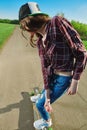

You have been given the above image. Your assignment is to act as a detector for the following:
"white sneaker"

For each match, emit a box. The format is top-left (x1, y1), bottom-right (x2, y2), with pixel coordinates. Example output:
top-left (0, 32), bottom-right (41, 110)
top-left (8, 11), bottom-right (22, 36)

top-left (33, 118), bottom-right (52, 130)
top-left (30, 94), bottom-right (40, 103)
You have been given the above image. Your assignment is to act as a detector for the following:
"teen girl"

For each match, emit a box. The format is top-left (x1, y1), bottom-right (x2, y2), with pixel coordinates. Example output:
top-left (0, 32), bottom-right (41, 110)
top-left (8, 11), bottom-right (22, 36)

top-left (19, 2), bottom-right (87, 129)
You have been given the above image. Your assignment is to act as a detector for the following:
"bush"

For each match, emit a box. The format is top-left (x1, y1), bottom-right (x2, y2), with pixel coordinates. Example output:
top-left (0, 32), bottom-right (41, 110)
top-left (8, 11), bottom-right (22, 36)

top-left (0, 18), bottom-right (19, 24)
top-left (71, 20), bottom-right (87, 40)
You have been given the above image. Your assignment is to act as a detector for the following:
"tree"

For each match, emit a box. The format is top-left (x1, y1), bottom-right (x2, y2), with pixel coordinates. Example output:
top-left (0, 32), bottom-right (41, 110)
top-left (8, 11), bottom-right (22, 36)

top-left (56, 12), bottom-right (64, 17)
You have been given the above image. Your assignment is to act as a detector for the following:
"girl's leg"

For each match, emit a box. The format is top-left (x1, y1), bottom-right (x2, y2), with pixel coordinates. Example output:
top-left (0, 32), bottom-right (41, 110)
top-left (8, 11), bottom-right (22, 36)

top-left (50, 75), bottom-right (72, 103)
top-left (34, 75), bottom-right (72, 129)
top-left (36, 90), bottom-right (50, 120)
top-left (36, 74), bottom-right (72, 120)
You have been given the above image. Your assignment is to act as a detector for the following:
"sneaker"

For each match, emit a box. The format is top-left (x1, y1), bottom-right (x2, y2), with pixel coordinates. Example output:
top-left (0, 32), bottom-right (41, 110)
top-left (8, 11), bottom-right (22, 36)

top-left (30, 94), bottom-right (40, 103)
top-left (33, 118), bottom-right (52, 130)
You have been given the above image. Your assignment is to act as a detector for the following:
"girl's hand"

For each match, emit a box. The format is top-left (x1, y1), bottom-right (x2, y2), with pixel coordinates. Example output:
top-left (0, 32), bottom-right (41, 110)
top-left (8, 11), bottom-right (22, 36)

top-left (67, 79), bottom-right (79, 95)
top-left (44, 99), bottom-right (53, 113)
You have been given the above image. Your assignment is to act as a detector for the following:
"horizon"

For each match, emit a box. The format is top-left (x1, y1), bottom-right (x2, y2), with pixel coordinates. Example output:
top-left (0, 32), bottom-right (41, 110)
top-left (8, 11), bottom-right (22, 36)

top-left (0, 0), bottom-right (87, 24)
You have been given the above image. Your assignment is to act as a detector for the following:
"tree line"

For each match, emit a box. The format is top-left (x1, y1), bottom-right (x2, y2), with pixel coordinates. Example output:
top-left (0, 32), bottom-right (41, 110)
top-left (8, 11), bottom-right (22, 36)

top-left (0, 19), bottom-right (19, 24)
top-left (0, 18), bottom-right (87, 40)
top-left (71, 20), bottom-right (87, 40)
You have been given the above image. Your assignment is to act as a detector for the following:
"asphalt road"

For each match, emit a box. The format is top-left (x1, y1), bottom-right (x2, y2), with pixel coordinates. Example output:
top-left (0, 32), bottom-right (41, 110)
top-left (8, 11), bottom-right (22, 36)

top-left (0, 26), bottom-right (87, 130)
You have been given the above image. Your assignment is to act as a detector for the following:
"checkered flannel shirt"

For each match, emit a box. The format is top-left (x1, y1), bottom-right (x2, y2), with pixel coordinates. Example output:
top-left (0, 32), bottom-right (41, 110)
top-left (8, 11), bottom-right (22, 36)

top-left (37, 16), bottom-right (87, 89)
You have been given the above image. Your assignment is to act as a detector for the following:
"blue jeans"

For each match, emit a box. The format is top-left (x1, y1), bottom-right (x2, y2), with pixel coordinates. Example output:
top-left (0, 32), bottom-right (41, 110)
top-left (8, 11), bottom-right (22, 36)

top-left (36, 74), bottom-right (72, 121)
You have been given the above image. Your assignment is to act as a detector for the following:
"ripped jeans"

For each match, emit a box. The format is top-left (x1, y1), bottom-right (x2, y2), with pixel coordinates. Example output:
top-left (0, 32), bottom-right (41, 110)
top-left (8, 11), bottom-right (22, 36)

top-left (36, 74), bottom-right (72, 121)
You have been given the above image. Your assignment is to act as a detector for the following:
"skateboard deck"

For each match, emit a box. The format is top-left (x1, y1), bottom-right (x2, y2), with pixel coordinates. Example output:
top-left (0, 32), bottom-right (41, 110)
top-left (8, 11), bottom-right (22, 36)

top-left (35, 126), bottom-right (53, 130)
top-left (40, 127), bottom-right (53, 130)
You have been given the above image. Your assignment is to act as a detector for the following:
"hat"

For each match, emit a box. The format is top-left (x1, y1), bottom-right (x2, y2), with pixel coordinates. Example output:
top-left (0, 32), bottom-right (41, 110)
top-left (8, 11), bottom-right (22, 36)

top-left (19, 2), bottom-right (48, 21)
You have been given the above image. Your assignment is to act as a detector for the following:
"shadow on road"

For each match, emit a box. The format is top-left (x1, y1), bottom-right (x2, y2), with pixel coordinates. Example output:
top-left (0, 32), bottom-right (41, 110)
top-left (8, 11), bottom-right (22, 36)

top-left (0, 92), bottom-right (35, 130)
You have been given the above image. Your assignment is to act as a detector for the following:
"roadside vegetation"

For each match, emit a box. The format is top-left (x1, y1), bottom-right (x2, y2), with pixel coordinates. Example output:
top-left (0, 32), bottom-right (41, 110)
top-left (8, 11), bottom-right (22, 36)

top-left (0, 18), bottom-right (19, 24)
top-left (0, 18), bottom-right (87, 49)
top-left (71, 20), bottom-right (87, 49)
top-left (0, 23), bottom-right (15, 49)
top-left (83, 40), bottom-right (87, 49)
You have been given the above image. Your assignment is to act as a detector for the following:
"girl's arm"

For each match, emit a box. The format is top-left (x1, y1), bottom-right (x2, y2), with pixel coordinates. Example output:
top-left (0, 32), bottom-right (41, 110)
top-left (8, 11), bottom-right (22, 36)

top-left (67, 79), bottom-right (79, 95)
top-left (44, 89), bottom-right (53, 113)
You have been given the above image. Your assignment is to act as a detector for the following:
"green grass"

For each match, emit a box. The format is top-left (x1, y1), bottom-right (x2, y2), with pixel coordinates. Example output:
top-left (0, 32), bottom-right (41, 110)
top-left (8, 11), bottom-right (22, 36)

top-left (83, 40), bottom-right (87, 50)
top-left (0, 23), bottom-right (15, 49)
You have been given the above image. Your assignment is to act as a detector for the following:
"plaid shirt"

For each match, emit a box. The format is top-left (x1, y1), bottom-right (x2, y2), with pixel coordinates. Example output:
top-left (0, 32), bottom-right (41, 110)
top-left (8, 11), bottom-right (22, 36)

top-left (37, 16), bottom-right (87, 89)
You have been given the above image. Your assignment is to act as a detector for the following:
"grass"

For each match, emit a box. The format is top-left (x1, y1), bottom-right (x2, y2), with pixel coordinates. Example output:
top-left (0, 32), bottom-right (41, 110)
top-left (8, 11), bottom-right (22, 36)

top-left (0, 23), bottom-right (15, 49)
top-left (83, 40), bottom-right (87, 50)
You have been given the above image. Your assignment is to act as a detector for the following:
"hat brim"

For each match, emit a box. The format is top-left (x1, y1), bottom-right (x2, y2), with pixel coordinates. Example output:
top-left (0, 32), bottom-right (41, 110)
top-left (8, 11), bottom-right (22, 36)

top-left (28, 12), bottom-right (49, 16)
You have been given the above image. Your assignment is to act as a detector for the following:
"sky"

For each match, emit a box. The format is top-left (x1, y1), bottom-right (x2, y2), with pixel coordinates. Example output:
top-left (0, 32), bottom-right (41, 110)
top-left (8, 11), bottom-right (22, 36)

top-left (0, 0), bottom-right (87, 24)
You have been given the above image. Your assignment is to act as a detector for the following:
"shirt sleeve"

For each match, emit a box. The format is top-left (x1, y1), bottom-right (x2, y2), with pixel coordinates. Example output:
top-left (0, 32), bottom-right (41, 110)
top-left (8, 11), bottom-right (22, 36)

top-left (57, 16), bottom-right (87, 80)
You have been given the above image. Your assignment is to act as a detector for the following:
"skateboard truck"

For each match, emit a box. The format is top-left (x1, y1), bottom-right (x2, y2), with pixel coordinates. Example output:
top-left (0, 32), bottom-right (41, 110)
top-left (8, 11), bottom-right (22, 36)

top-left (41, 127), bottom-right (52, 130)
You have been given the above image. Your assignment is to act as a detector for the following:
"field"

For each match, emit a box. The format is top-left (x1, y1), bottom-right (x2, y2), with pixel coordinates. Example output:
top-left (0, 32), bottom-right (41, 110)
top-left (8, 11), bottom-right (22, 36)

top-left (0, 23), bottom-right (15, 49)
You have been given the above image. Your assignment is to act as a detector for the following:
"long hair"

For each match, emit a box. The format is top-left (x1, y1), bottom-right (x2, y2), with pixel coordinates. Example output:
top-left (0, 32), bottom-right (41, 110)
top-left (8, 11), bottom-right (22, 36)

top-left (20, 15), bottom-right (50, 47)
